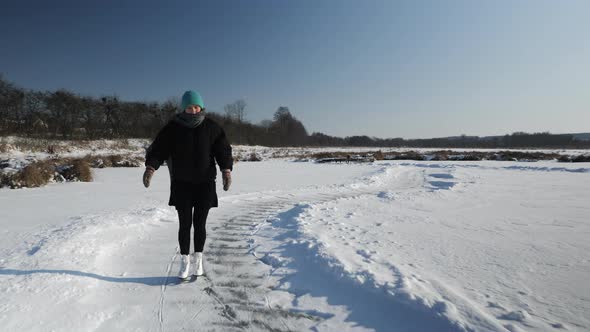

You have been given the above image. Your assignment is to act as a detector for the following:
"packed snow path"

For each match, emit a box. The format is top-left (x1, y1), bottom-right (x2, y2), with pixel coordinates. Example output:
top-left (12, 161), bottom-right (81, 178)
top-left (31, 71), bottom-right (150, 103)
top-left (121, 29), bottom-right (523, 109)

top-left (0, 160), bottom-right (588, 331)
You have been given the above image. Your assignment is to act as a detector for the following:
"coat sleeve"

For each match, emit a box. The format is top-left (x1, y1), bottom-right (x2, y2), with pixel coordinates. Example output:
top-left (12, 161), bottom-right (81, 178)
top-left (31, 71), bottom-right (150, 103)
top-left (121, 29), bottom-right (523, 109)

top-left (212, 125), bottom-right (233, 171)
top-left (145, 122), bottom-right (173, 170)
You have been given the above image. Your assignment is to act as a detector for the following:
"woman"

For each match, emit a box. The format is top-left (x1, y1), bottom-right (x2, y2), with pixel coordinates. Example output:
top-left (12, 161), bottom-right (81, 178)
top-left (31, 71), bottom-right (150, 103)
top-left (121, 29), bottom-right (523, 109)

top-left (142, 90), bottom-right (233, 280)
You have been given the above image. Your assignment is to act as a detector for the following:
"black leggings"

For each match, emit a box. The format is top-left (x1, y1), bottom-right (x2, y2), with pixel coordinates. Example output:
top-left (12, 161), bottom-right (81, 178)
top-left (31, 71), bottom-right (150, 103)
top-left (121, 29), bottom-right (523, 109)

top-left (176, 205), bottom-right (210, 255)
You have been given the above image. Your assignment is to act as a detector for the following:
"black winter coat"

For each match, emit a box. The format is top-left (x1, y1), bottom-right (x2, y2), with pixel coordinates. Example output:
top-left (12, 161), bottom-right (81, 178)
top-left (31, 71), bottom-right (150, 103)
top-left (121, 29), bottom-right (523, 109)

top-left (145, 117), bottom-right (233, 208)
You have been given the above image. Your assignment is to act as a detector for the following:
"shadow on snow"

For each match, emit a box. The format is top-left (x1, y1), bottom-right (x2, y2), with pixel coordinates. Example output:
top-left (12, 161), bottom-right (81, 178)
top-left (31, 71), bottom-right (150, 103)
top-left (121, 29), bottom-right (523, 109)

top-left (0, 268), bottom-right (183, 286)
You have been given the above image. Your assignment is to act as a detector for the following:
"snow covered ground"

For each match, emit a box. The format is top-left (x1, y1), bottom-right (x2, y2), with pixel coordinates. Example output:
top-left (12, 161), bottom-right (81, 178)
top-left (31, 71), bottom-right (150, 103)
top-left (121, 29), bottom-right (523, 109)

top-left (0, 159), bottom-right (589, 331)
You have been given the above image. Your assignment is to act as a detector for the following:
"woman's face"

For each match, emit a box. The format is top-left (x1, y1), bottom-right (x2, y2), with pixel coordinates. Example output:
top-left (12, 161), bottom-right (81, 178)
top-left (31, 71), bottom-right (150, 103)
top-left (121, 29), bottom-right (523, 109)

top-left (185, 105), bottom-right (202, 114)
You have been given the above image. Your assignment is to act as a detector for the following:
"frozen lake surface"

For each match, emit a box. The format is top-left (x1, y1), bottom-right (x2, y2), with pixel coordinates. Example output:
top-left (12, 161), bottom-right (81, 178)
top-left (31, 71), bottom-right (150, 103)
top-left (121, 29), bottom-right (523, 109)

top-left (1, 159), bottom-right (588, 331)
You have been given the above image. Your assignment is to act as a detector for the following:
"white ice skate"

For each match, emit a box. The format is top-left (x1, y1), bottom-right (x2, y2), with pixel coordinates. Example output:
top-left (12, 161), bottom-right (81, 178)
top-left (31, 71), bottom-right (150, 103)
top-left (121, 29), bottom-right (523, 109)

top-left (192, 252), bottom-right (203, 276)
top-left (178, 254), bottom-right (190, 280)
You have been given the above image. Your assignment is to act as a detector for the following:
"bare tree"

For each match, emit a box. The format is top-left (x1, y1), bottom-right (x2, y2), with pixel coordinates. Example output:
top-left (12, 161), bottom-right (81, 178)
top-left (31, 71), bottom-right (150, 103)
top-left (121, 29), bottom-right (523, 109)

top-left (0, 76), bottom-right (26, 134)
top-left (259, 119), bottom-right (273, 130)
top-left (23, 91), bottom-right (46, 136)
top-left (77, 97), bottom-right (101, 139)
top-left (271, 106), bottom-right (308, 146)
top-left (161, 96), bottom-right (180, 120)
top-left (46, 90), bottom-right (82, 138)
top-left (224, 99), bottom-right (246, 123)
top-left (224, 99), bottom-right (247, 143)
top-left (100, 96), bottom-right (121, 138)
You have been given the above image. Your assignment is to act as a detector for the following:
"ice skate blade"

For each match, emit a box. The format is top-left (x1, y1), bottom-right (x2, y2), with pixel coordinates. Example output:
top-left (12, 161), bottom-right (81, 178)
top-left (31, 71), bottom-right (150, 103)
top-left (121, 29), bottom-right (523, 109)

top-left (179, 275), bottom-right (197, 283)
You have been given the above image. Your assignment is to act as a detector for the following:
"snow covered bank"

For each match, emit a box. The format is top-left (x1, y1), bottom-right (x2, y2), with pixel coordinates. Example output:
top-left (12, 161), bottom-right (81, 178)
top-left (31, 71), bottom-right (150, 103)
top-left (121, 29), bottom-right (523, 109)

top-left (2, 136), bottom-right (589, 190)
top-left (2, 135), bottom-right (588, 171)
top-left (0, 136), bottom-right (146, 188)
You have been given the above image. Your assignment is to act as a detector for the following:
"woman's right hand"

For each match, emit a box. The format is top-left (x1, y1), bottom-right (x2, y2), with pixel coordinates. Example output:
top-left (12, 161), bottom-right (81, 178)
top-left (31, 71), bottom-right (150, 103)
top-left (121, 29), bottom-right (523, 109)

top-left (143, 166), bottom-right (155, 188)
top-left (222, 169), bottom-right (231, 191)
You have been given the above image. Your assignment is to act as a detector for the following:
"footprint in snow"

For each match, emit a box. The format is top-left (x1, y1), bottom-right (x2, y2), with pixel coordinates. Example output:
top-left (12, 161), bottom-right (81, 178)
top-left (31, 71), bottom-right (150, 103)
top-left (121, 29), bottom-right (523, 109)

top-left (487, 301), bottom-right (506, 310)
top-left (498, 310), bottom-right (531, 322)
top-left (429, 173), bottom-right (454, 179)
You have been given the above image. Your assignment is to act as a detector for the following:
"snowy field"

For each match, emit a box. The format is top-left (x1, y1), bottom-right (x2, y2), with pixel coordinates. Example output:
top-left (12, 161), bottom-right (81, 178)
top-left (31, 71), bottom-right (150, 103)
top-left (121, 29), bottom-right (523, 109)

top-left (0, 159), bottom-right (589, 331)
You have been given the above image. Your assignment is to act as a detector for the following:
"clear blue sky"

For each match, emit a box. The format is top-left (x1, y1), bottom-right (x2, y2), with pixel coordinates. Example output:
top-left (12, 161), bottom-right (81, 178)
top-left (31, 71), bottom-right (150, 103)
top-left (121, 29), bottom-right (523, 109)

top-left (1, 0), bottom-right (588, 139)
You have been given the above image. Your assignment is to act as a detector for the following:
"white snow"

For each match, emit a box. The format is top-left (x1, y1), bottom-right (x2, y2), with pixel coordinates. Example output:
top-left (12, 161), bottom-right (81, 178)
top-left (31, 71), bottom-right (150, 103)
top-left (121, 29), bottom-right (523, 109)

top-left (1, 158), bottom-right (589, 331)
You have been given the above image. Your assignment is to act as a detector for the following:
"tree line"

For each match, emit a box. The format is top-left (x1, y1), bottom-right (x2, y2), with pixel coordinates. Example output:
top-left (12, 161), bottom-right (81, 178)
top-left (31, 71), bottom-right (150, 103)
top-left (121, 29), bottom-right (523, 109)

top-left (1, 75), bottom-right (588, 148)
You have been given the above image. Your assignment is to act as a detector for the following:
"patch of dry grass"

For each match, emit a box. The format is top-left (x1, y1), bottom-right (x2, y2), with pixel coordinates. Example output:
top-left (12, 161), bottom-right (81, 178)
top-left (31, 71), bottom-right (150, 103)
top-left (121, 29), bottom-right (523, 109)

top-left (245, 152), bottom-right (262, 161)
top-left (112, 139), bottom-right (133, 150)
top-left (80, 154), bottom-right (143, 168)
top-left (8, 138), bottom-right (66, 154)
top-left (232, 152), bottom-right (262, 162)
top-left (53, 158), bottom-right (93, 182)
top-left (108, 154), bottom-right (143, 167)
top-left (491, 150), bottom-right (561, 161)
top-left (373, 150), bottom-right (384, 160)
top-left (383, 151), bottom-right (426, 161)
top-left (13, 160), bottom-right (55, 188)
top-left (1, 157), bottom-right (97, 188)
top-left (72, 159), bottom-right (93, 182)
top-left (295, 149), bottom-right (575, 163)
top-left (1, 137), bottom-right (144, 155)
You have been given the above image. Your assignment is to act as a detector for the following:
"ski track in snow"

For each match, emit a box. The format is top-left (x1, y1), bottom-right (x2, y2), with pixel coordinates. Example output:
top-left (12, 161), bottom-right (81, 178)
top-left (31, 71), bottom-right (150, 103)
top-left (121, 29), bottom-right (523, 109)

top-left (159, 247), bottom-right (178, 332)
top-left (0, 160), bottom-right (588, 331)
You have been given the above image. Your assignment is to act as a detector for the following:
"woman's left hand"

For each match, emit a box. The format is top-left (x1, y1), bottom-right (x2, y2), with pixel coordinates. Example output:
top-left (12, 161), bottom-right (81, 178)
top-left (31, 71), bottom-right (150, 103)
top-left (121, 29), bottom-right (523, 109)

top-left (143, 166), bottom-right (155, 188)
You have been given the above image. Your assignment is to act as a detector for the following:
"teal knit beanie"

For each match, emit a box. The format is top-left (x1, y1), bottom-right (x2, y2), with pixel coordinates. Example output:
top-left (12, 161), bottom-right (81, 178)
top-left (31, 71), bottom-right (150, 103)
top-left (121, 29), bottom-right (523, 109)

top-left (181, 90), bottom-right (204, 110)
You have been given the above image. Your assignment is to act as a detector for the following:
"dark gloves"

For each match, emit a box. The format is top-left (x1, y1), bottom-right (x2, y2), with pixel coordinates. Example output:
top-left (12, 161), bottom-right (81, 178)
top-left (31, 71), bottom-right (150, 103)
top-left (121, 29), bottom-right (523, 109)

top-left (143, 166), bottom-right (155, 188)
top-left (222, 169), bottom-right (231, 191)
